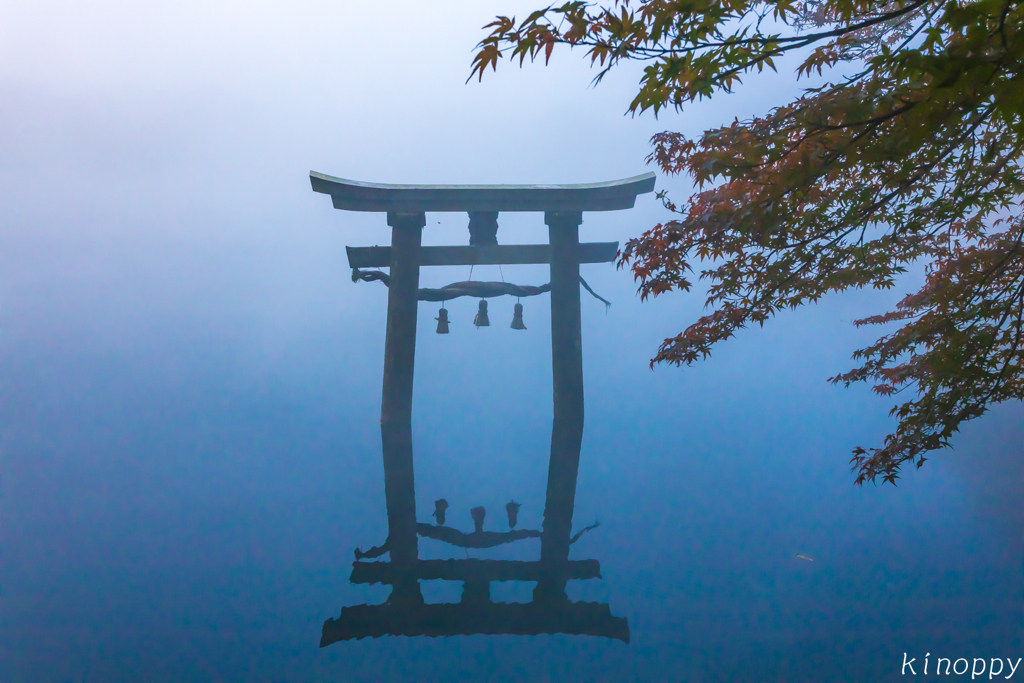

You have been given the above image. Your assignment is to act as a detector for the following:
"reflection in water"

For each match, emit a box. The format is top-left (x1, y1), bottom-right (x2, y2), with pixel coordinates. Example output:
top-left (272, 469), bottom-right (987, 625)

top-left (506, 500), bottom-right (521, 529)
top-left (470, 506), bottom-right (487, 533)
top-left (326, 341), bottom-right (623, 642)
top-left (432, 498), bottom-right (448, 526)
top-left (323, 389), bottom-right (628, 639)
top-left (322, 467), bottom-right (628, 643)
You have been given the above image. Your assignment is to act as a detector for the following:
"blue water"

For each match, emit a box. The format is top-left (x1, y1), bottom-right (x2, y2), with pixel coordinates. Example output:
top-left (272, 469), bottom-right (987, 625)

top-left (1, 195), bottom-right (1021, 680)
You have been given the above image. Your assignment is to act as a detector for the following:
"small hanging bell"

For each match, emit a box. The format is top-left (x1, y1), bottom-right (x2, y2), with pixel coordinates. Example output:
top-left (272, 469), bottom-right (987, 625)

top-left (435, 307), bottom-right (450, 334)
top-left (473, 300), bottom-right (490, 328)
top-left (470, 506), bottom-right (486, 533)
top-left (510, 302), bottom-right (526, 330)
top-left (505, 500), bottom-right (521, 529)
top-left (432, 498), bottom-right (449, 526)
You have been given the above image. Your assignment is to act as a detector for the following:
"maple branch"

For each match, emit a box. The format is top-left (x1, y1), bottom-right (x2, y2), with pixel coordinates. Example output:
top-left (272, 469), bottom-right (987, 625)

top-left (567, 0), bottom-right (932, 56)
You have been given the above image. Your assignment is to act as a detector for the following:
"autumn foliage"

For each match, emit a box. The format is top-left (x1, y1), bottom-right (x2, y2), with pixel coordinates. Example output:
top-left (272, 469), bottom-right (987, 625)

top-left (471, 0), bottom-right (1024, 485)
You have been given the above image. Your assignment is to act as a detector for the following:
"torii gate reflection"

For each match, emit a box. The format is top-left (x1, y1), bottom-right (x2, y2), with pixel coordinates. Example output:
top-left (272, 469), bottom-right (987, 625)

top-left (312, 171), bottom-right (655, 644)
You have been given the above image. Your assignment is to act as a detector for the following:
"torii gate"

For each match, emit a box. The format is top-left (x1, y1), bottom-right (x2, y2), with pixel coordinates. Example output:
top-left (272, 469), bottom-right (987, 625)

top-left (312, 170), bottom-right (655, 642)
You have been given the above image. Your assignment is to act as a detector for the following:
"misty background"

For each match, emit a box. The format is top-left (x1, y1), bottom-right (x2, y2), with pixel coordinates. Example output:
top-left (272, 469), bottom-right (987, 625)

top-left (0, 1), bottom-right (1021, 680)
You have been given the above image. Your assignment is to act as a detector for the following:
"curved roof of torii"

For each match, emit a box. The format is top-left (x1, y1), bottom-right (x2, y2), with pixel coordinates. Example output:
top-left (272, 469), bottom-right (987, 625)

top-left (310, 171), bottom-right (656, 213)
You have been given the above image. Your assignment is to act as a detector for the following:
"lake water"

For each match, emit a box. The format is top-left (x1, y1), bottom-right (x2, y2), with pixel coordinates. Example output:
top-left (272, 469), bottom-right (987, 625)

top-left (1, 203), bottom-right (1021, 681)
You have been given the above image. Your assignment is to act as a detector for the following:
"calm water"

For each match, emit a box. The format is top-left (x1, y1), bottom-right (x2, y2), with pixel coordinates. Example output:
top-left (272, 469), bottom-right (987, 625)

top-left (1, 198), bottom-right (1021, 681)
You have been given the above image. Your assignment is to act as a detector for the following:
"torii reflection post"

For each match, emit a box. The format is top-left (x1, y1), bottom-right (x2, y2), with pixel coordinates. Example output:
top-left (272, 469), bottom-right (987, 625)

top-left (312, 172), bottom-right (655, 643)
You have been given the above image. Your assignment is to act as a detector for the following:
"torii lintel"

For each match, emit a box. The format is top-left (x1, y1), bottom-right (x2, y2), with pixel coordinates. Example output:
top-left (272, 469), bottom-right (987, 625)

top-left (310, 171), bottom-right (656, 213)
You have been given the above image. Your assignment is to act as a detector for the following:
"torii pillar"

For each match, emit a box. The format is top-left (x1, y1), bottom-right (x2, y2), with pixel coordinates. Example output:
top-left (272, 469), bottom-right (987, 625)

top-left (540, 210), bottom-right (585, 596)
top-left (380, 211), bottom-right (425, 565)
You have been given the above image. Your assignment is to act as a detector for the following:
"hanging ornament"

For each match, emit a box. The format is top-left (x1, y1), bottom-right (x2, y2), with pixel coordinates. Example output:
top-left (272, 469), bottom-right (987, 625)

top-left (505, 500), bottom-right (521, 529)
top-left (432, 499), bottom-right (449, 526)
top-left (435, 306), bottom-right (450, 334)
top-left (470, 506), bottom-right (486, 533)
top-left (473, 300), bottom-right (490, 328)
top-left (510, 302), bottom-right (526, 330)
